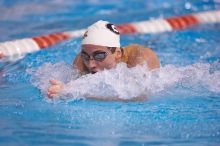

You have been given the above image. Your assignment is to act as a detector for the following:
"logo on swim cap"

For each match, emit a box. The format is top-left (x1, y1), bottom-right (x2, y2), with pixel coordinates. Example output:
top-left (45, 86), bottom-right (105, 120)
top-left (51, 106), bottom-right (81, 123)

top-left (106, 23), bottom-right (120, 35)
top-left (82, 31), bottom-right (88, 39)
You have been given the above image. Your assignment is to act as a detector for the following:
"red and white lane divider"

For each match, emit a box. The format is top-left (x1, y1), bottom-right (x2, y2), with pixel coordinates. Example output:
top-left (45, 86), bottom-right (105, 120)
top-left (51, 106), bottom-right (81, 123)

top-left (0, 10), bottom-right (219, 62)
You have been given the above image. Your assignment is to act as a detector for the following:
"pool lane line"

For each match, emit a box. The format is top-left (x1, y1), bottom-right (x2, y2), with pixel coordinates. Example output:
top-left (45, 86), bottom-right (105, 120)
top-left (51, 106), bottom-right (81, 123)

top-left (0, 10), bottom-right (220, 62)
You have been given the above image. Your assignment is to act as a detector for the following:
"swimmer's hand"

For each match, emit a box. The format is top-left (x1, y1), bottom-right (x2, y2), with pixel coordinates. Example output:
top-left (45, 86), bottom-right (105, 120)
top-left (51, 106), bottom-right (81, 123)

top-left (47, 79), bottom-right (64, 99)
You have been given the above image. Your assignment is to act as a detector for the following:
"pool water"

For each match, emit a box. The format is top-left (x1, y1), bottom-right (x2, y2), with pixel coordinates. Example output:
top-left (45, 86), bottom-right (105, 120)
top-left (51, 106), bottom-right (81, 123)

top-left (0, 0), bottom-right (220, 146)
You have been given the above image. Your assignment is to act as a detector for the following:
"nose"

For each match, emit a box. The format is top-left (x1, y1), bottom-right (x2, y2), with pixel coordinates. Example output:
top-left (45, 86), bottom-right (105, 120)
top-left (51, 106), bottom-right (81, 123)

top-left (88, 59), bottom-right (97, 69)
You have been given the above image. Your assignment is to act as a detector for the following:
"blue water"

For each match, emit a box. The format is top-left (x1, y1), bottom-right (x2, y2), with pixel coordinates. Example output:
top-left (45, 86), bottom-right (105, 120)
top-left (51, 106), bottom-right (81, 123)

top-left (0, 0), bottom-right (220, 146)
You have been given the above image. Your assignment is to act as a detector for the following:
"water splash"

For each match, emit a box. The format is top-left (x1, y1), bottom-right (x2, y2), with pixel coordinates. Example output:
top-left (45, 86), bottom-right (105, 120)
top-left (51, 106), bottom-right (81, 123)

top-left (28, 62), bottom-right (80, 96)
top-left (29, 62), bottom-right (220, 101)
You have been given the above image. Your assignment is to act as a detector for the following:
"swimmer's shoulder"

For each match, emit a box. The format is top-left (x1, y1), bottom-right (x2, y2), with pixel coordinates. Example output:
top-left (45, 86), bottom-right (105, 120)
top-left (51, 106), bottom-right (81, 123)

top-left (122, 44), bottom-right (160, 69)
top-left (123, 44), bottom-right (151, 58)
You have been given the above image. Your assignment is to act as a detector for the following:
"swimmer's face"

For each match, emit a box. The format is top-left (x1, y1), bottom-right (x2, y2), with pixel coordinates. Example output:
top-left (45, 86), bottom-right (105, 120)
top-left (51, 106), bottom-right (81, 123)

top-left (81, 44), bottom-right (122, 73)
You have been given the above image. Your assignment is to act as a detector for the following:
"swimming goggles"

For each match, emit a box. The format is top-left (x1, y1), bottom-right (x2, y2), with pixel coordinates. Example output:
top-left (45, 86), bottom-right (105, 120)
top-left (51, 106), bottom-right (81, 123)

top-left (80, 50), bottom-right (108, 62)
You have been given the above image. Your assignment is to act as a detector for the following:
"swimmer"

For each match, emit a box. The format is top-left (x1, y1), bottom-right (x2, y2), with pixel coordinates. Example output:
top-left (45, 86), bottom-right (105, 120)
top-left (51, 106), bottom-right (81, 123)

top-left (47, 20), bottom-right (160, 101)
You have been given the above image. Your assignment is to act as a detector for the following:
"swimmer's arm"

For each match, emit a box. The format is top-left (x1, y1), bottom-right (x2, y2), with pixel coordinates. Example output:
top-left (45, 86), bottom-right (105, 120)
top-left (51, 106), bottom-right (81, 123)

top-left (47, 81), bottom-right (147, 102)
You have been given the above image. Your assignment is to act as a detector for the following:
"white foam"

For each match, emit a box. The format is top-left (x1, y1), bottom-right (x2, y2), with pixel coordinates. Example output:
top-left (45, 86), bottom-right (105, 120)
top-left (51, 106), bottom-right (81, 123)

top-left (29, 62), bottom-right (220, 101)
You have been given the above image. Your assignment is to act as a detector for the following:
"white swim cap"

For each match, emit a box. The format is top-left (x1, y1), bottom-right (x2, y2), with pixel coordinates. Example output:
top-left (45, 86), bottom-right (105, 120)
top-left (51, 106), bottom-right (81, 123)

top-left (82, 20), bottom-right (120, 47)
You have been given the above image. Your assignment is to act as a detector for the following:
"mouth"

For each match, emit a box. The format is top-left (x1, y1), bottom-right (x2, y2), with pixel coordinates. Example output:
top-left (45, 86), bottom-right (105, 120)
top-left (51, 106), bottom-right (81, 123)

top-left (90, 71), bottom-right (97, 74)
top-left (89, 68), bottom-right (102, 74)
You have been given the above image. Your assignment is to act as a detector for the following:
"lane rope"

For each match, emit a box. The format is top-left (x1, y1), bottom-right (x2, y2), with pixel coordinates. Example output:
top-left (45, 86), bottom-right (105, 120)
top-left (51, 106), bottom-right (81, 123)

top-left (0, 10), bottom-right (219, 62)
